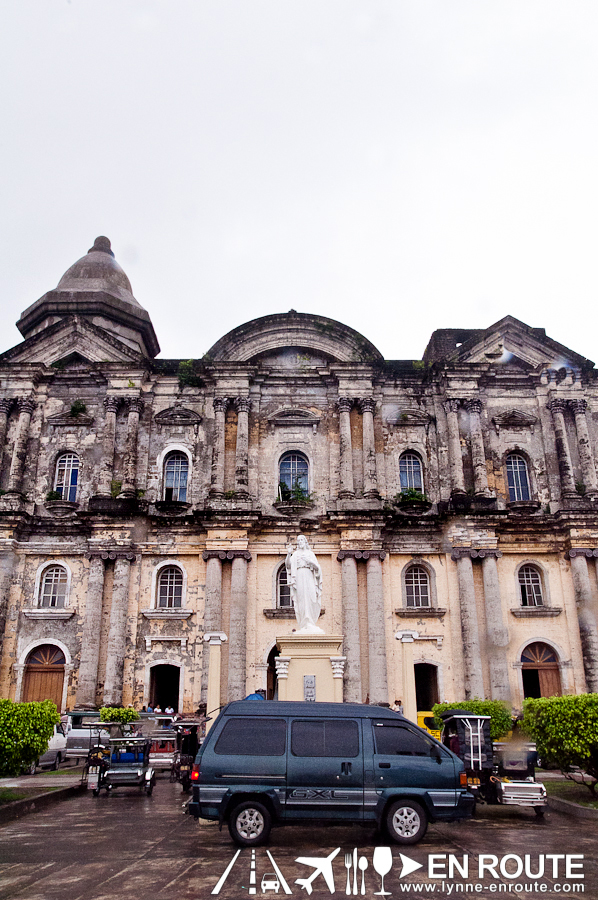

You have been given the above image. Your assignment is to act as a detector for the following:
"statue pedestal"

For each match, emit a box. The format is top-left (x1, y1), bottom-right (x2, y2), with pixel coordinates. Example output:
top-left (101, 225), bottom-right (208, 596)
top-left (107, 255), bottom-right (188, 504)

top-left (276, 634), bottom-right (346, 703)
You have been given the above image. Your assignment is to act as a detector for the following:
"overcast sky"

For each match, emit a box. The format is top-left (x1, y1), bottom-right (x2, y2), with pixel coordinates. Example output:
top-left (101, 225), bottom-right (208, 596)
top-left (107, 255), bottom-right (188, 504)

top-left (1, 1), bottom-right (597, 363)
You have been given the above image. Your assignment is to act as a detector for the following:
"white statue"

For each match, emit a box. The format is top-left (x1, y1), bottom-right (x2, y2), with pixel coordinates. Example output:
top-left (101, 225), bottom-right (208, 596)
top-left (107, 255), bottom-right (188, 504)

top-left (285, 535), bottom-right (324, 634)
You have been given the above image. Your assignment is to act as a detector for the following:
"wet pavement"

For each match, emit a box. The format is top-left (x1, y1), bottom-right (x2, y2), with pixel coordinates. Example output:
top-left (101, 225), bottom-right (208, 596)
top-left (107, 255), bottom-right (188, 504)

top-left (0, 776), bottom-right (595, 900)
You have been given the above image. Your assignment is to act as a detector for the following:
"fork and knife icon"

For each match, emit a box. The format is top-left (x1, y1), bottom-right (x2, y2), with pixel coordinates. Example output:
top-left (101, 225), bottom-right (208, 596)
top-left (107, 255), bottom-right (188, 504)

top-left (344, 848), bottom-right (367, 895)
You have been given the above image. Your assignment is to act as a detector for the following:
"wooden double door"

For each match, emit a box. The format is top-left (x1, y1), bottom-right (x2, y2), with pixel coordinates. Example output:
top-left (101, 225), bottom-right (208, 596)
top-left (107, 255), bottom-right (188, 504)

top-left (521, 642), bottom-right (561, 698)
top-left (22, 645), bottom-right (65, 710)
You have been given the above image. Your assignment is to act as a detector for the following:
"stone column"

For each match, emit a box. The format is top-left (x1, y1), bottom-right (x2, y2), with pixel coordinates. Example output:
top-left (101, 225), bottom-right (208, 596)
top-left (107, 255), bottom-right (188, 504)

top-left (0, 399), bottom-right (13, 465)
top-left (337, 398), bottom-right (355, 498)
top-left (201, 554), bottom-right (223, 701)
top-left (204, 632), bottom-right (228, 730)
top-left (97, 396), bottom-right (120, 496)
top-left (454, 552), bottom-right (485, 698)
top-left (547, 399), bottom-right (576, 498)
top-left (395, 631), bottom-right (418, 724)
top-left (466, 399), bottom-right (490, 496)
top-left (360, 397), bottom-right (378, 498)
top-left (7, 397), bottom-right (35, 493)
top-left (366, 554), bottom-right (388, 703)
top-left (119, 397), bottom-right (144, 498)
top-left (103, 555), bottom-right (133, 706)
top-left (444, 399), bottom-right (465, 494)
top-left (227, 554), bottom-right (250, 701)
top-left (569, 400), bottom-right (598, 498)
top-left (481, 554), bottom-right (511, 702)
top-left (234, 397), bottom-right (251, 497)
top-left (340, 555), bottom-right (362, 702)
top-left (569, 552), bottom-right (598, 692)
top-left (210, 398), bottom-right (228, 497)
top-left (76, 556), bottom-right (106, 708)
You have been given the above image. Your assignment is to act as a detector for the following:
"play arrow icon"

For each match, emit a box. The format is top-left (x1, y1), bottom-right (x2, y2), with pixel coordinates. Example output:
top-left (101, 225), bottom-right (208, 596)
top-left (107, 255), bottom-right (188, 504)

top-left (398, 854), bottom-right (423, 878)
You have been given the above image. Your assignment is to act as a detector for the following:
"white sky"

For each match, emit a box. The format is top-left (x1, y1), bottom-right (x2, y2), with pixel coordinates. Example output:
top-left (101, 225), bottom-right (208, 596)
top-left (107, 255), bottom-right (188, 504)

top-left (1, 1), bottom-right (597, 363)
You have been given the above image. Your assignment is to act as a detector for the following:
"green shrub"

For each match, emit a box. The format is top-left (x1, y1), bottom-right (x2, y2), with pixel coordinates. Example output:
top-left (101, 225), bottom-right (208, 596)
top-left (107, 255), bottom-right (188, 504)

top-left (395, 489), bottom-right (429, 504)
top-left (99, 706), bottom-right (140, 727)
top-left (523, 694), bottom-right (598, 796)
top-left (0, 699), bottom-right (59, 776)
top-left (432, 699), bottom-right (513, 741)
top-left (69, 400), bottom-right (86, 417)
top-left (46, 490), bottom-right (62, 501)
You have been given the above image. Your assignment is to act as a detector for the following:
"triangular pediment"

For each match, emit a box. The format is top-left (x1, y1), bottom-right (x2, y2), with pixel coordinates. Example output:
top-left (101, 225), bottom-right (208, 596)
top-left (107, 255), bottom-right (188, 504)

top-left (454, 316), bottom-right (593, 370)
top-left (268, 407), bottom-right (321, 427)
top-left (0, 315), bottom-right (146, 366)
top-left (491, 408), bottom-right (538, 432)
top-left (394, 408), bottom-right (431, 426)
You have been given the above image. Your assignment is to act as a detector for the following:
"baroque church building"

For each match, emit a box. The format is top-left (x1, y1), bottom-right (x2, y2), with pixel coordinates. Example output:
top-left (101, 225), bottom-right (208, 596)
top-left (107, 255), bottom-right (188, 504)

top-left (1, 235), bottom-right (597, 717)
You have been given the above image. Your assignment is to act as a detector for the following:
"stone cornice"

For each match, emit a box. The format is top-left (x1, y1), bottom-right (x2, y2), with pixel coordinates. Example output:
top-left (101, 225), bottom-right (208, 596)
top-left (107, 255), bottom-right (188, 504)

top-left (22, 609), bottom-right (75, 620)
top-left (141, 609), bottom-right (193, 619)
top-left (451, 548), bottom-right (502, 560)
top-left (202, 549), bottom-right (252, 561)
top-left (510, 607), bottom-right (562, 617)
top-left (337, 549), bottom-right (386, 560)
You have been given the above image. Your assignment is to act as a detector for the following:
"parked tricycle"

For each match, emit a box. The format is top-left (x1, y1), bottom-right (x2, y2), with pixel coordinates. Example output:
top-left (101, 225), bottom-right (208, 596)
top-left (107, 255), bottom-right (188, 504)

top-left (170, 717), bottom-right (205, 792)
top-left (89, 735), bottom-right (155, 797)
top-left (438, 709), bottom-right (547, 816)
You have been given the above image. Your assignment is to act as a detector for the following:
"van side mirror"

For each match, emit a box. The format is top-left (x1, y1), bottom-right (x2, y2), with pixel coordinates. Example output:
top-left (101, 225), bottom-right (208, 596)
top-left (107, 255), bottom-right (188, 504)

top-left (430, 745), bottom-right (442, 764)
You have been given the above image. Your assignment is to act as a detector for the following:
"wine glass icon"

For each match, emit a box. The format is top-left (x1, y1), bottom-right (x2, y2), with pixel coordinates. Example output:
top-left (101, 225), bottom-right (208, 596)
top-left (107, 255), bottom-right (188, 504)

top-left (373, 846), bottom-right (393, 896)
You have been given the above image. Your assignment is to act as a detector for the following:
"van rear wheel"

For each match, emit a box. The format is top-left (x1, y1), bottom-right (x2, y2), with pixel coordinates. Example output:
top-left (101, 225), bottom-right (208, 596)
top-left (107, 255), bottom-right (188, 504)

top-left (228, 801), bottom-right (271, 847)
top-left (385, 800), bottom-right (428, 845)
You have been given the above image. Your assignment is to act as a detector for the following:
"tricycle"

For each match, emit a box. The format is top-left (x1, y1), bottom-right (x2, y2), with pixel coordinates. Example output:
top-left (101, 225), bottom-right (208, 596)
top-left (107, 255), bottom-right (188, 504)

top-left (438, 709), bottom-right (547, 816)
top-left (89, 734), bottom-right (155, 797)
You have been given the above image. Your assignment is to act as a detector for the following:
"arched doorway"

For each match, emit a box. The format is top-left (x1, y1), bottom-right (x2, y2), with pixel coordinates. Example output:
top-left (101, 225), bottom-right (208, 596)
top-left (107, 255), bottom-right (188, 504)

top-left (22, 645), bottom-right (65, 709)
top-left (149, 664), bottom-right (180, 710)
top-left (267, 646), bottom-right (279, 700)
top-left (414, 663), bottom-right (439, 711)
top-left (521, 642), bottom-right (562, 698)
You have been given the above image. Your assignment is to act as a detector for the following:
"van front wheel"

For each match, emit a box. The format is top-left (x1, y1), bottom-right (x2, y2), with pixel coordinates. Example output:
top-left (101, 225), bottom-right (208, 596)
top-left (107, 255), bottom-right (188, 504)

top-left (385, 800), bottom-right (428, 845)
top-left (228, 801), bottom-right (271, 847)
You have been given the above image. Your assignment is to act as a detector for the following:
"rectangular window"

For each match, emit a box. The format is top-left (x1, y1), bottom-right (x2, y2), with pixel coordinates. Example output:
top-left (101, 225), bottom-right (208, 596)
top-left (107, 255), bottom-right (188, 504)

top-left (214, 718), bottom-right (286, 756)
top-left (373, 723), bottom-right (440, 757)
top-left (291, 719), bottom-right (359, 758)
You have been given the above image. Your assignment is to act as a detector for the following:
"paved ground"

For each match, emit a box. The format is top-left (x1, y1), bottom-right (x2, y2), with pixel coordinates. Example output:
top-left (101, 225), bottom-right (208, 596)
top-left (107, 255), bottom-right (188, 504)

top-left (0, 776), bottom-right (595, 900)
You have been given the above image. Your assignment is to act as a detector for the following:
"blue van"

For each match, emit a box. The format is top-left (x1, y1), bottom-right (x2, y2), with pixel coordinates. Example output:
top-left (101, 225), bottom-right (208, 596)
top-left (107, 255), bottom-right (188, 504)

top-left (187, 700), bottom-right (474, 846)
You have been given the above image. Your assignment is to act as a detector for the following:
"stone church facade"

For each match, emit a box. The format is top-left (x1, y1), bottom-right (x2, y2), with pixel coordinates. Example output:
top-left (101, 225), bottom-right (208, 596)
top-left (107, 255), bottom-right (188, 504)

top-left (0, 235), bottom-right (597, 716)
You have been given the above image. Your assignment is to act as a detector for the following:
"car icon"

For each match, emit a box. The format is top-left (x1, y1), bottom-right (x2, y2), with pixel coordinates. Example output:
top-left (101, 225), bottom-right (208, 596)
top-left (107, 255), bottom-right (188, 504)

top-left (261, 873), bottom-right (280, 893)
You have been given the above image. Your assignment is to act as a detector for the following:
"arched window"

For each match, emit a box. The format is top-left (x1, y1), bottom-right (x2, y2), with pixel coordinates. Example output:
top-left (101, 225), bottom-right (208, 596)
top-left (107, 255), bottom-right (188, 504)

top-left (278, 452), bottom-right (309, 499)
top-left (39, 566), bottom-right (68, 608)
top-left (54, 452), bottom-right (79, 502)
top-left (518, 564), bottom-right (543, 606)
top-left (157, 566), bottom-right (183, 608)
top-left (163, 452), bottom-right (189, 502)
top-left (277, 565), bottom-right (292, 608)
top-left (506, 453), bottom-right (531, 501)
top-left (399, 452), bottom-right (423, 492)
top-left (405, 565), bottom-right (430, 608)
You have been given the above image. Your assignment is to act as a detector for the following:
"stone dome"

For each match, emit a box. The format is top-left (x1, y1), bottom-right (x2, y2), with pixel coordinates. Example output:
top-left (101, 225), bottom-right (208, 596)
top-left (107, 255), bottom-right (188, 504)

top-left (55, 236), bottom-right (142, 309)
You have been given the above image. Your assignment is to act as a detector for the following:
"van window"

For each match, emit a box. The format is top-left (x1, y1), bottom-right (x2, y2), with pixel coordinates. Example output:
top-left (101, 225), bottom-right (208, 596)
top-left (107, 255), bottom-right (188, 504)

top-left (214, 718), bottom-right (286, 756)
top-left (373, 722), bottom-right (439, 757)
top-left (291, 719), bottom-right (359, 758)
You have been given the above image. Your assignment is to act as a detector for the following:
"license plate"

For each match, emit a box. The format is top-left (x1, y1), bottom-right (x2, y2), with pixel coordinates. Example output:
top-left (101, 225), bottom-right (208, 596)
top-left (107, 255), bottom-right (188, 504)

top-left (180, 765), bottom-right (189, 771)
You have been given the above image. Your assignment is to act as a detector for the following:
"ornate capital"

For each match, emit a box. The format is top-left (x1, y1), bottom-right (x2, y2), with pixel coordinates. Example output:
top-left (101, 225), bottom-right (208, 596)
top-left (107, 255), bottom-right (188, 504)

top-left (103, 395), bottom-right (120, 413)
top-left (337, 397), bottom-right (353, 413)
top-left (234, 397), bottom-right (251, 414)
top-left (16, 396), bottom-right (35, 415)
top-left (547, 398), bottom-right (567, 414)
top-left (125, 396), bottom-right (144, 414)
top-left (451, 547), bottom-right (502, 560)
top-left (359, 397), bottom-right (376, 415)
top-left (337, 549), bottom-right (386, 561)
top-left (85, 549), bottom-right (136, 561)
top-left (465, 399), bottom-right (483, 415)
top-left (213, 397), bottom-right (229, 414)
top-left (274, 657), bottom-right (291, 679)
top-left (203, 549), bottom-right (252, 561)
top-left (566, 548), bottom-right (598, 559)
top-left (330, 656), bottom-right (347, 678)
top-left (568, 399), bottom-right (588, 415)
top-left (443, 398), bottom-right (461, 414)
top-left (0, 398), bottom-right (13, 415)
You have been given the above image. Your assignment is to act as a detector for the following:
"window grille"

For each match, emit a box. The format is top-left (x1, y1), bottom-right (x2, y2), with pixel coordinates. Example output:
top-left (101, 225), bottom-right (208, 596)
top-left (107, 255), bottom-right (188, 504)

top-left (164, 452), bottom-right (189, 502)
top-left (506, 453), bottom-right (531, 501)
top-left (39, 566), bottom-right (68, 608)
top-left (519, 565), bottom-right (543, 606)
top-left (157, 566), bottom-right (183, 608)
top-left (54, 453), bottom-right (79, 502)
top-left (405, 565), bottom-right (430, 607)
top-left (399, 452), bottom-right (423, 491)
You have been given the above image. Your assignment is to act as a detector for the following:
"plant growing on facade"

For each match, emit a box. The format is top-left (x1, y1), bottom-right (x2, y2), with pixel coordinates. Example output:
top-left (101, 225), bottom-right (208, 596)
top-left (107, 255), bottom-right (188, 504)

top-left (110, 480), bottom-right (122, 498)
top-left (0, 699), bottom-right (59, 777)
top-left (69, 399), bottom-right (86, 417)
top-left (46, 490), bottom-right (62, 501)
top-left (395, 488), bottom-right (429, 504)
top-left (432, 700), bottom-right (513, 741)
top-left (277, 479), bottom-right (313, 504)
top-left (523, 694), bottom-right (598, 796)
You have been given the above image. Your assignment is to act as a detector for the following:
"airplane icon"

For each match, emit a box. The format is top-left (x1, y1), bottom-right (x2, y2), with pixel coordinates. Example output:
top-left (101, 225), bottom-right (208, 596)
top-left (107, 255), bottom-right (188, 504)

top-left (295, 847), bottom-right (341, 894)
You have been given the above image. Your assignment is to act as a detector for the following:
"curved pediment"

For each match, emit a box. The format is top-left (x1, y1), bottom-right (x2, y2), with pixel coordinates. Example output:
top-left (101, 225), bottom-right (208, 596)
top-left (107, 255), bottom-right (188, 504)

top-left (154, 405), bottom-right (202, 426)
top-left (208, 311), bottom-right (383, 364)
